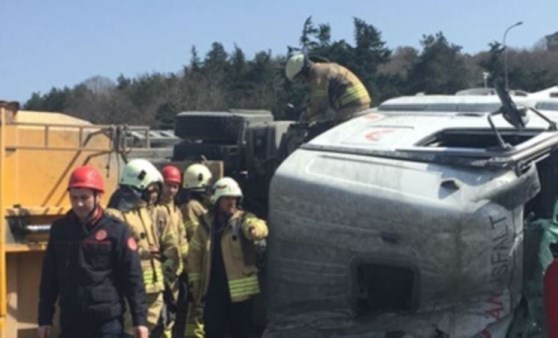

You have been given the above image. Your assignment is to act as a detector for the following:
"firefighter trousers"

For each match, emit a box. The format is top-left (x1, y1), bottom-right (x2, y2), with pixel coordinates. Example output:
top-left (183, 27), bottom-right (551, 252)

top-left (203, 293), bottom-right (254, 338)
top-left (184, 302), bottom-right (204, 338)
top-left (124, 292), bottom-right (164, 335)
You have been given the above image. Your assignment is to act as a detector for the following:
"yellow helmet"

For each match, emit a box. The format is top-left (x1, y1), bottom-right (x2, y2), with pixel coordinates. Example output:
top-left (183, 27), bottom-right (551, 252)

top-left (285, 53), bottom-right (306, 81)
top-left (183, 163), bottom-right (212, 190)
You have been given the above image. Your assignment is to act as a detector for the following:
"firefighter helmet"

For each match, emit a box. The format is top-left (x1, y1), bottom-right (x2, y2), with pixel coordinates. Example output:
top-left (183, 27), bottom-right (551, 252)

top-left (285, 53), bottom-right (306, 81)
top-left (211, 177), bottom-right (242, 204)
top-left (161, 165), bottom-right (181, 184)
top-left (183, 164), bottom-right (212, 190)
top-left (119, 159), bottom-right (163, 190)
top-left (68, 166), bottom-right (104, 192)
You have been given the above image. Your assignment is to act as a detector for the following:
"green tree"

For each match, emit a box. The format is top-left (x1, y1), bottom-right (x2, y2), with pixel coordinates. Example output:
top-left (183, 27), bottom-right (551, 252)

top-left (300, 16), bottom-right (319, 51)
top-left (227, 45), bottom-right (252, 108)
top-left (408, 32), bottom-right (469, 94)
top-left (24, 92), bottom-right (46, 110)
top-left (189, 46), bottom-right (201, 72)
top-left (349, 17), bottom-right (391, 102)
top-left (316, 24), bottom-right (331, 48)
top-left (202, 42), bottom-right (230, 109)
top-left (155, 102), bottom-right (178, 129)
top-left (378, 46), bottom-right (419, 98)
top-left (477, 42), bottom-right (504, 84)
top-left (509, 50), bottom-right (558, 91)
top-left (116, 74), bottom-right (131, 90)
top-left (205, 42), bottom-right (229, 72)
top-left (24, 87), bottom-right (72, 112)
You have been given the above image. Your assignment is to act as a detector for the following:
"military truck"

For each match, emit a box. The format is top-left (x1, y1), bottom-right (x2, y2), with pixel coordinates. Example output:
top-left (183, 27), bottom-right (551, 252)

top-left (171, 109), bottom-right (336, 217)
top-left (171, 82), bottom-right (558, 337)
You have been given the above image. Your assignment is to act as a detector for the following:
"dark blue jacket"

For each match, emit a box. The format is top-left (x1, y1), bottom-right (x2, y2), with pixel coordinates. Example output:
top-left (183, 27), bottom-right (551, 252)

top-left (38, 209), bottom-right (147, 329)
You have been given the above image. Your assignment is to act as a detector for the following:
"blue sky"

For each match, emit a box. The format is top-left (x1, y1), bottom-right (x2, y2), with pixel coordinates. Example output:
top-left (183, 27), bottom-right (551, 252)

top-left (1, 0), bottom-right (556, 103)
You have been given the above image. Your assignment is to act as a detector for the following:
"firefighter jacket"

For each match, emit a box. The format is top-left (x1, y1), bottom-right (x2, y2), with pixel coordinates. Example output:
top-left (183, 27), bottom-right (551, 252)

top-left (106, 204), bottom-right (179, 295)
top-left (187, 209), bottom-right (268, 304)
top-left (160, 200), bottom-right (189, 274)
top-left (38, 209), bottom-right (147, 329)
top-left (305, 62), bottom-right (371, 122)
top-left (180, 199), bottom-right (208, 242)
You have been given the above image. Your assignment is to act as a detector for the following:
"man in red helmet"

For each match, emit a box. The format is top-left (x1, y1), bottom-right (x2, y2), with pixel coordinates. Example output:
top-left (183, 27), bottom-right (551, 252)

top-left (159, 165), bottom-right (189, 338)
top-left (38, 165), bottom-right (149, 338)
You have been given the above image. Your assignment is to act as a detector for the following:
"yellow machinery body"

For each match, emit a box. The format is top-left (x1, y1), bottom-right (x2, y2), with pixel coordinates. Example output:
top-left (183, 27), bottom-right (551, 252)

top-left (0, 101), bottom-right (124, 338)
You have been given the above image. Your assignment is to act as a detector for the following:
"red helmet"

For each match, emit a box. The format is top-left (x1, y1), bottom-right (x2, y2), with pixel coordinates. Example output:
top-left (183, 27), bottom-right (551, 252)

top-left (68, 166), bottom-right (104, 192)
top-left (161, 165), bottom-right (181, 184)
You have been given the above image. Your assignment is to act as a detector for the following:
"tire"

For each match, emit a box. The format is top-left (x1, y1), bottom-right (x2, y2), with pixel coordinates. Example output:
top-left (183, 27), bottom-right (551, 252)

top-left (174, 111), bottom-right (274, 143)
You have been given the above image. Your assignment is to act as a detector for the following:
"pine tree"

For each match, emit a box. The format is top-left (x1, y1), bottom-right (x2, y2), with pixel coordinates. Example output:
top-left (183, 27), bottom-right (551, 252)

top-left (408, 32), bottom-right (469, 94)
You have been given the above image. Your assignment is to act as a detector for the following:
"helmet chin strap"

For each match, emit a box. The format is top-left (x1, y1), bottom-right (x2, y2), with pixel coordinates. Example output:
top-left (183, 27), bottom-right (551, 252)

top-left (141, 189), bottom-right (153, 204)
top-left (81, 193), bottom-right (100, 224)
top-left (114, 186), bottom-right (144, 212)
top-left (141, 182), bottom-right (162, 205)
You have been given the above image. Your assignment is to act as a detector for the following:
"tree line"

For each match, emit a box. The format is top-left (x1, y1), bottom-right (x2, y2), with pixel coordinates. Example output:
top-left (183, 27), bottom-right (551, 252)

top-left (24, 17), bottom-right (558, 128)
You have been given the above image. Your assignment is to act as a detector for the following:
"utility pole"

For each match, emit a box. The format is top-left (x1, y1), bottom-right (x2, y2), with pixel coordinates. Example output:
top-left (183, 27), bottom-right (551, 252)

top-left (482, 72), bottom-right (490, 89)
top-left (503, 21), bottom-right (523, 91)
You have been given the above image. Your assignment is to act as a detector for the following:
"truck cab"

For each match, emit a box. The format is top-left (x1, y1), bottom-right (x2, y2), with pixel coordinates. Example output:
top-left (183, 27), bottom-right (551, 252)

top-left (264, 89), bottom-right (558, 337)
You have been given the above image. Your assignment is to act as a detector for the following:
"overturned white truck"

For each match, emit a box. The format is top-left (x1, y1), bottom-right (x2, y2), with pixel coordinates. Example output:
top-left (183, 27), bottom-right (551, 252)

top-left (171, 84), bottom-right (558, 337)
top-left (265, 87), bottom-right (558, 337)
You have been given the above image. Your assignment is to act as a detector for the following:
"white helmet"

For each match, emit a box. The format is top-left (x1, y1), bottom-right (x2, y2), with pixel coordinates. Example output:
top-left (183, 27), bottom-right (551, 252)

top-left (119, 159), bottom-right (163, 190)
top-left (285, 53), bottom-right (306, 81)
top-left (211, 177), bottom-right (242, 204)
top-left (183, 164), bottom-right (212, 190)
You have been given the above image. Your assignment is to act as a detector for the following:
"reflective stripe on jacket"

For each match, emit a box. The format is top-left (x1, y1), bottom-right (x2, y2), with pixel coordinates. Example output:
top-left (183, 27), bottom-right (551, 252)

top-left (306, 62), bottom-right (371, 121)
top-left (187, 209), bottom-right (268, 303)
top-left (106, 206), bottom-right (179, 294)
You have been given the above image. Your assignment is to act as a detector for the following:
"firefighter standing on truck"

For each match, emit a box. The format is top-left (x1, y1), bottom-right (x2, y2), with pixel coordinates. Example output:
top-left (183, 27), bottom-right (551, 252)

top-left (285, 52), bottom-right (371, 124)
top-left (105, 159), bottom-right (180, 336)
top-left (158, 165), bottom-right (189, 338)
top-left (187, 177), bottom-right (268, 338)
top-left (38, 166), bottom-right (148, 338)
top-left (179, 163), bottom-right (213, 338)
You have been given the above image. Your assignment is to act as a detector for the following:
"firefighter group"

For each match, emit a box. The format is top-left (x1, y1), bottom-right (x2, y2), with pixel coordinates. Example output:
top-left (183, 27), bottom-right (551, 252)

top-left (37, 159), bottom-right (268, 338)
